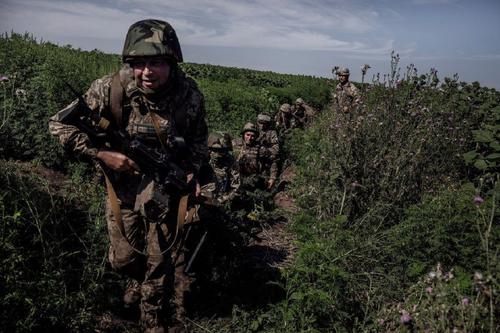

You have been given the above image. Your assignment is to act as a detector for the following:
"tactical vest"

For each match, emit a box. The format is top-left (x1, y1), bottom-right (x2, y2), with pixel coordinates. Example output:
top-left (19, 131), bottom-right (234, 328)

top-left (107, 67), bottom-right (187, 138)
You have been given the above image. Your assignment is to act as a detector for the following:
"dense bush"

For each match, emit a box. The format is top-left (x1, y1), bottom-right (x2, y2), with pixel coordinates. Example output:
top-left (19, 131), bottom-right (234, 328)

top-left (238, 62), bottom-right (499, 332)
top-left (0, 160), bottom-right (112, 332)
top-left (0, 33), bottom-right (121, 168)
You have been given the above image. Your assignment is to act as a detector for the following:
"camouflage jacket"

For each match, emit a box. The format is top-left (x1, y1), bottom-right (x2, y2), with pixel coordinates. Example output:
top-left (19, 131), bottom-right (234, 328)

top-left (201, 154), bottom-right (239, 203)
top-left (275, 112), bottom-right (295, 131)
top-left (237, 142), bottom-right (277, 182)
top-left (49, 64), bottom-right (208, 203)
top-left (257, 128), bottom-right (279, 158)
top-left (333, 82), bottom-right (361, 112)
top-left (295, 104), bottom-right (317, 125)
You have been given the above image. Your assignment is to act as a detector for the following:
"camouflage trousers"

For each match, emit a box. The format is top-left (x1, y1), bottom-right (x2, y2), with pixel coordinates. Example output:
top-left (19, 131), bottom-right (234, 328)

top-left (105, 199), bottom-right (192, 326)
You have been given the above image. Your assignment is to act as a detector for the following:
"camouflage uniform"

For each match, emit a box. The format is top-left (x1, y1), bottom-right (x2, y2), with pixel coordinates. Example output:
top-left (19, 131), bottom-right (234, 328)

top-left (236, 123), bottom-right (277, 192)
top-left (295, 98), bottom-right (317, 125)
top-left (333, 81), bottom-right (361, 112)
top-left (275, 103), bottom-right (296, 132)
top-left (332, 68), bottom-right (361, 113)
top-left (256, 114), bottom-right (279, 186)
top-left (201, 133), bottom-right (239, 203)
top-left (49, 20), bottom-right (207, 333)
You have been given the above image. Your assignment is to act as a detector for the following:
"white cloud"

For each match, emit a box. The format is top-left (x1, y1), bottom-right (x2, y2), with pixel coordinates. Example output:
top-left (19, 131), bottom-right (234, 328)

top-left (0, 0), bottom-right (394, 55)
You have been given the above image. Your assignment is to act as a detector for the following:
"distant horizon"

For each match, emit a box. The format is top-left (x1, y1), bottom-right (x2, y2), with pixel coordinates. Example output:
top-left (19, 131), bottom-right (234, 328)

top-left (2, 0), bottom-right (500, 89)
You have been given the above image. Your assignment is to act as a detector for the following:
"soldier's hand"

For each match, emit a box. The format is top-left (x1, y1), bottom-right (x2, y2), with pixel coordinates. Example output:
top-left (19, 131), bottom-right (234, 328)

top-left (96, 150), bottom-right (140, 173)
top-left (187, 173), bottom-right (201, 197)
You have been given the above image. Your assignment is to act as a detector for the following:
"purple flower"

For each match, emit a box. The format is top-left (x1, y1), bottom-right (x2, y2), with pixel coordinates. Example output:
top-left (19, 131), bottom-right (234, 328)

top-left (461, 297), bottom-right (470, 306)
top-left (0, 75), bottom-right (9, 82)
top-left (377, 318), bottom-right (385, 325)
top-left (400, 310), bottom-right (412, 325)
top-left (425, 287), bottom-right (433, 294)
top-left (473, 196), bottom-right (484, 205)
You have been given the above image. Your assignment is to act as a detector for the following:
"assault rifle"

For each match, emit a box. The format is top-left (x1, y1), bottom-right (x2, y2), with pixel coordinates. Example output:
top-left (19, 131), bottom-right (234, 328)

top-left (59, 83), bottom-right (189, 193)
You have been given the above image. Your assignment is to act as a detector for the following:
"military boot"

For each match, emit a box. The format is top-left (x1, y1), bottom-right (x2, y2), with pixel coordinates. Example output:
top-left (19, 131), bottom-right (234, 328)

top-left (123, 279), bottom-right (141, 308)
top-left (141, 311), bottom-right (165, 333)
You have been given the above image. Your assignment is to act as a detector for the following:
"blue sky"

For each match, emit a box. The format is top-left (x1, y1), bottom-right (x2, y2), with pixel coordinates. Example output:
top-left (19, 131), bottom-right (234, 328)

top-left (1, 0), bottom-right (500, 88)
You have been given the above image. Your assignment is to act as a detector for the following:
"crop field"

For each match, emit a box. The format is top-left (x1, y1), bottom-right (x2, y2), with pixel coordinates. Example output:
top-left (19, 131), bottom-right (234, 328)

top-left (0, 33), bottom-right (498, 332)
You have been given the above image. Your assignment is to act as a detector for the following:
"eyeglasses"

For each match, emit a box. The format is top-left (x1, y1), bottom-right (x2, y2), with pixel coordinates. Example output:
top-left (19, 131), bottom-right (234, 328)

top-left (130, 58), bottom-right (169, 69)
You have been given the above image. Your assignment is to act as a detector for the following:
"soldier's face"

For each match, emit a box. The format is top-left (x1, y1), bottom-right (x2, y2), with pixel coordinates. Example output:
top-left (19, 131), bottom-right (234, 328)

top-left (338, 74), bottom-right (348, 84)
top-left (132, 58), bottom-right (171, 91)
top-left (243, 131), bottom-right (256, 145)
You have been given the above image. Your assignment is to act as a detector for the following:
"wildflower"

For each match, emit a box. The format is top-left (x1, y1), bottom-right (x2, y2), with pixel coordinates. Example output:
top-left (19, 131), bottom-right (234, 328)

top-left (400, 310), bottom-right (412, 325)
top-left (0, 74), bottom-right (9, 82)
top-left (461, 297), bottom-right (469, 306)
top-left (474, 272), bottom-right (483, 281)
top-left (351, 181), bottom-right (361, 188)
top-left (377, 318), bottom-right (385, 325)
top-left (473, 196), bottom-right (484, 205)
top-left (428, 271), bottom-right (437, 279)
top-left (425, 287), bottom-right (433, 294)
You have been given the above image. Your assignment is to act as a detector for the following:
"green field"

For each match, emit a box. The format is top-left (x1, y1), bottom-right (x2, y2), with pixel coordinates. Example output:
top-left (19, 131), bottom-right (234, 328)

top-left (1, 33), bottom-right (498, 332)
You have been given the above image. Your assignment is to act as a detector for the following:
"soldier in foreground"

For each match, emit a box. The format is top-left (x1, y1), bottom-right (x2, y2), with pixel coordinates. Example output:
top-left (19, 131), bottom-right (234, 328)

top-left (332, 67), bottom-right (361, 113)
top-left (49, 19), bottom-right (208, 333)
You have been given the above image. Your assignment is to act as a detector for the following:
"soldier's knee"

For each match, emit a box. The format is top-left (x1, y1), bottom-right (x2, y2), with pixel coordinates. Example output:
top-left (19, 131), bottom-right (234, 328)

top-left (108, 245), bottom-right (140, 272)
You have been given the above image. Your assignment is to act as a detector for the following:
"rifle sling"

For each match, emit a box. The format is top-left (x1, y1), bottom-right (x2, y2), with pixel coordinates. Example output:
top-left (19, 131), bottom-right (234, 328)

top-left (103, 170), bottom-right (146, 256)
top-left (149, 109), bottom-right (195, 254)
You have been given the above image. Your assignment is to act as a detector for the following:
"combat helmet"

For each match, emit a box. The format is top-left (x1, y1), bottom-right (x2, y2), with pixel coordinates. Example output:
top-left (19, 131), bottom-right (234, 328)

top-left (337, 67), bottom-right (350, 76)
top-left (295, 98), bottom-right (305, 105)
top-left (122, 19), bottom-right (183, 63)
top-left (208, 132), bottom-right (233, 150)
top-left (241, 122), bottom-right (259, 135)
top-left (257, 113), bottom-right (271, 123)
top-left (279, 103), bottom-right (292, 113)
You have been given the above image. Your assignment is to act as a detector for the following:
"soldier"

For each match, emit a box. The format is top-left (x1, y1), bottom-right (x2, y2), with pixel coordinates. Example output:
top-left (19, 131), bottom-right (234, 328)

top-left (237, 122), bottom-right (276, 191)
top-left (49, 19), bottom-right (208, 333)
top-left (275, 103), bottom-right (294, 132)
top-left (201, 132), bottom-right (238, 203)
top-left (256, 114), bottom-right (279, 189)
top-left (294, 98), bottom-right (317, 125)
top-left (332, 67), bottom-right (361, 113)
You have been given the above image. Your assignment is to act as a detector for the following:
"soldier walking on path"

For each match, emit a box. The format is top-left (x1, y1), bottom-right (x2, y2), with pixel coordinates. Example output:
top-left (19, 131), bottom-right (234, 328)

top-left (237, 122), bottom-right (277, 191)
top-left (276, 103), bottom-right (300, 132)
top-left (256, 114), bottom-right (279, 189)
top-left (201, 132), bottom-right (239, 204)
top-left (294, 98), bottom-right (317, 126)
top-left (49, 19), bottom-right (208, 333)
top-left (332, 67), bottom-right (361, 113)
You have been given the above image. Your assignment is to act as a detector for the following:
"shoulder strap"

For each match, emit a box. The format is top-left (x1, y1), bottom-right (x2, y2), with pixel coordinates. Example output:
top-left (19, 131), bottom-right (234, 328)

top-left (110, 72), bottom-right (124, 128)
